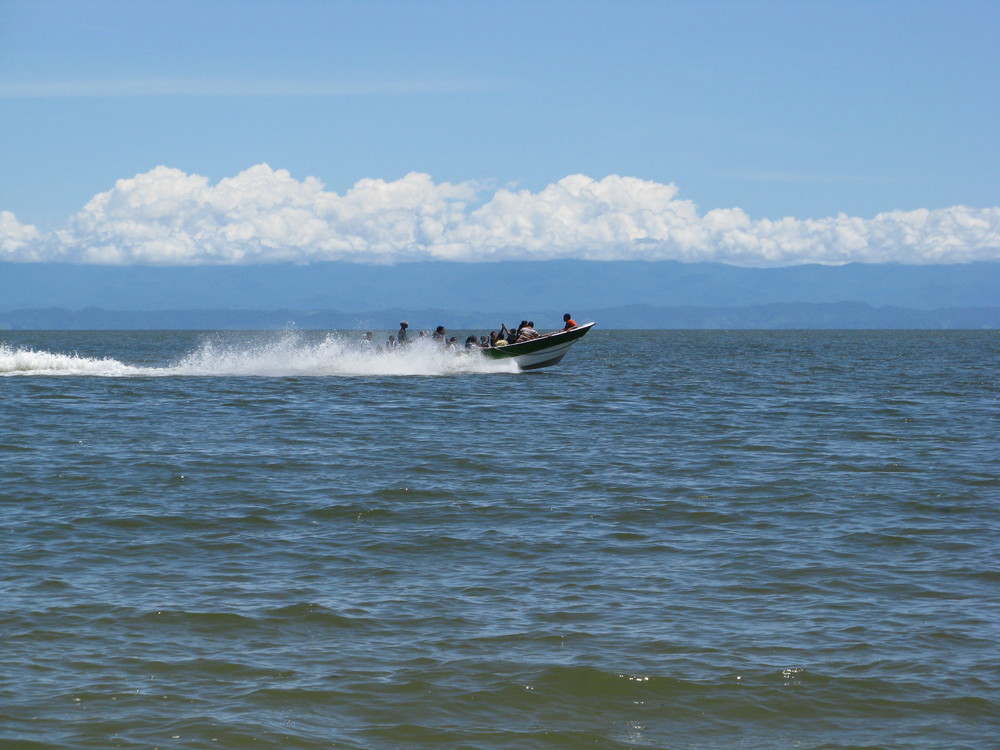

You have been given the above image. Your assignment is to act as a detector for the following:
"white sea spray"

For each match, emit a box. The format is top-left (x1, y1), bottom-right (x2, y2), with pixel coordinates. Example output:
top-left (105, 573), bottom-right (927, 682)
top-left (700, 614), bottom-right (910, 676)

top-left (0, 334), bottom-right (518, 377)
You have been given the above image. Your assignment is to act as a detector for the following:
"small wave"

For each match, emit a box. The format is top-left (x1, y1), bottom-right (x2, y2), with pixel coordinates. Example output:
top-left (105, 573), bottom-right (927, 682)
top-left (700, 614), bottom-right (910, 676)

top-left (0, 334), bottom-right (519, 377)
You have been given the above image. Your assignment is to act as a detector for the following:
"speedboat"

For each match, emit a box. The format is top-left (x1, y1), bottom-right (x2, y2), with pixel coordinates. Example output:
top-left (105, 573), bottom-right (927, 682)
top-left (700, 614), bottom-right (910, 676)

top-left (480, 323), bottom-right (595, 370)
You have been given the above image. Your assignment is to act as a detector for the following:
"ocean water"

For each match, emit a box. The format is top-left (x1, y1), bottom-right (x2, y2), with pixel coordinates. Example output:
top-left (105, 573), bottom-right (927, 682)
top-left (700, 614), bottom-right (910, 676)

top-left (1, 329), bottom-right (997, 750)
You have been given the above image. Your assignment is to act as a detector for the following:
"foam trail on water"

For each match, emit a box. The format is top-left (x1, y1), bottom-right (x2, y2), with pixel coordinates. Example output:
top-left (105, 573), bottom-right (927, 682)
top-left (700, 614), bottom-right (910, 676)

top-left (0, 335), bottom-right (520, 377)
top-left (0, 343), bottom-right (146, 376)
top-left (171, 333), bottom-right (519, 376)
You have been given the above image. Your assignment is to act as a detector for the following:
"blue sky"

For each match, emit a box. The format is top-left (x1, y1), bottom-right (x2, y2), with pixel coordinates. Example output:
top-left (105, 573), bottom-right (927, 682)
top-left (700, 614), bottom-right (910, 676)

top-left (0, 0), bottom-right (997, 266)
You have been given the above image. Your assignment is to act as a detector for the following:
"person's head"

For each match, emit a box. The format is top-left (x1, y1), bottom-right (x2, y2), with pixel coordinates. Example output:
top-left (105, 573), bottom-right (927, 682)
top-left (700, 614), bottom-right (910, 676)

top-left (365, 331), bottom-right (373, 339)
top-left (528, 321), bottom-right (534, 328)
top-left (400, 321), bottom-right (408, 329)
top-left (388, 335), bottom-right (395, 342)
top-left (563, 313), bottom-right (571, 322)
top-left (520, 320), bottom-right (527, 328)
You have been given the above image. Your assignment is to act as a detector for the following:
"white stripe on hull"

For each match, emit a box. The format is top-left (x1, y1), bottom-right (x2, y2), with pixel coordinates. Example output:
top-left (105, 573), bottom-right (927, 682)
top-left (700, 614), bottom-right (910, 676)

top-left (507, 340), bottom-right (576, 370)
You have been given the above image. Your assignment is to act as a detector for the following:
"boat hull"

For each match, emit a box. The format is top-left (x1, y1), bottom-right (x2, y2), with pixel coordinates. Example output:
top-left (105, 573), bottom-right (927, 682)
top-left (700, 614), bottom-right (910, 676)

top-left (481, 323), bottom-right (594, 370)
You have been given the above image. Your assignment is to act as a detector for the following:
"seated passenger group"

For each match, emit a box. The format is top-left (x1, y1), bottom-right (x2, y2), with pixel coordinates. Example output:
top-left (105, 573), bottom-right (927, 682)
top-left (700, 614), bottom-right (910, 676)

top-left (488, 314), bottom-right (577, 348)
top-left (380, 314), bottom-right (577, 350)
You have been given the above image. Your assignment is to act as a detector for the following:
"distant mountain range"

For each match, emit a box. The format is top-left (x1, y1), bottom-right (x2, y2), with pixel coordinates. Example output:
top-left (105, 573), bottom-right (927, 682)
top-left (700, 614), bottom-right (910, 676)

top-left (1, 260), bottom-right (998, 329)
top-left (1, 303), bottom-right (997, 331)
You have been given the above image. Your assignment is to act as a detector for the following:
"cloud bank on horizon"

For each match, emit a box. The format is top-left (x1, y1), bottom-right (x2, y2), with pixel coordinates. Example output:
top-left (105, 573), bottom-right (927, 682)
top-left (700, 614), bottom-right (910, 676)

top-left (2, 164), bottom-right (997, 267)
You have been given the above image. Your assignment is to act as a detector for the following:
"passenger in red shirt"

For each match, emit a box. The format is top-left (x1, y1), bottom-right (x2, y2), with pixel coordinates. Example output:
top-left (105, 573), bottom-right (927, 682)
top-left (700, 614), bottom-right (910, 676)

top-left (562, 313), bottom-right (578, 330)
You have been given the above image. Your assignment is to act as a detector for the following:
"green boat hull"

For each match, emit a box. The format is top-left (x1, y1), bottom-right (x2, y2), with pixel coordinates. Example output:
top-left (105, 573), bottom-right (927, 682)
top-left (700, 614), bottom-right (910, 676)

top-left (481, 323), bottom-right (595, 370)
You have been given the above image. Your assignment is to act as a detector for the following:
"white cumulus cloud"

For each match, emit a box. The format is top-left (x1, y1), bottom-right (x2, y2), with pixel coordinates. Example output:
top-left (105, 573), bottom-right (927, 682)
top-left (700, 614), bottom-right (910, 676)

top-left (0, 210), bottom-right (42, 259)
top-left (1, 164), bottom-right (998, 266)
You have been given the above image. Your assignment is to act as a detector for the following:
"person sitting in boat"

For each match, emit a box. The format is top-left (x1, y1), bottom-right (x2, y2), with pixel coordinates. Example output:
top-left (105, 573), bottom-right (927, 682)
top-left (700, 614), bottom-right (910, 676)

top-left (562, 313), bottom-right (578, 330)
top-left (432, 325), bottom-right (447, 344)
top-left (447, 336), bottom-right (459, 351)
top-left (465, 335), bottom-right (479, 349)
top-left (499, 322), bottom-right (523, 345)
top-left (386, 335), bottom-right (397, 349)
top-left (516, 321), bottom-right (539, 343)
top-left (398, 321), bottom-right (409, 344)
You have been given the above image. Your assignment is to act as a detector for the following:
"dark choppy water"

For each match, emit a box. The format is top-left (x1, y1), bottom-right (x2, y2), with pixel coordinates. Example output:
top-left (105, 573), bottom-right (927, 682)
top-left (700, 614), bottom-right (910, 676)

top-left (1, 329), bottom-right (998, 749)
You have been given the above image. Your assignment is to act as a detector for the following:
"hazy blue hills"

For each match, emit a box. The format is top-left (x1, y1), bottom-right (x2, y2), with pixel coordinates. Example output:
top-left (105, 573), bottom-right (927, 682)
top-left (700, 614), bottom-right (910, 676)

top-left (2, 260), bottom-right (999, 310)
top-left (2, 303), bottom-right (997, 331)
top-left (1, 260), bottom-right (998, 329)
